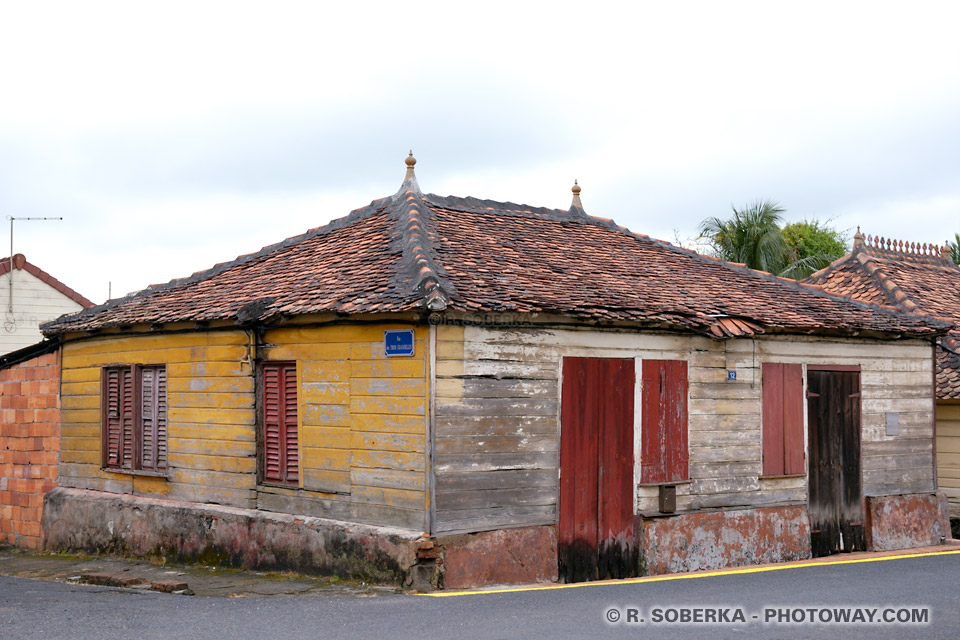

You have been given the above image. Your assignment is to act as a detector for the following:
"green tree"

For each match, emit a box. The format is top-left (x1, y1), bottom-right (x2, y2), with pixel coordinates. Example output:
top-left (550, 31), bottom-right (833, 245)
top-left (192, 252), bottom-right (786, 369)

top-left (949, 233), bottom-right (960, 265)
top-left (783, 218), bottom-right (848, 269)
top-left (699, 200), bottom-right (791, 274)
top-left (699, 201), bottom-right (847, 279)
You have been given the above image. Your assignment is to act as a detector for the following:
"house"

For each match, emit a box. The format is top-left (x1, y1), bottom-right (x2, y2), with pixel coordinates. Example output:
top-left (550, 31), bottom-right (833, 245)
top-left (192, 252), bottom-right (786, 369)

top-left (806, 230), bottom-right (960, 527)
top-left (0, 253), bottom-right (94, 355)
top-left (36, 156), bottom-right (952, 588)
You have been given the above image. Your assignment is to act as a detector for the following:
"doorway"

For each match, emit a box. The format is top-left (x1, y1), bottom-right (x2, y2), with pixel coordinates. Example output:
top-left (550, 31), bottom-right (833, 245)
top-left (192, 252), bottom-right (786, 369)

top-left (558, 357), bottom-right (636, 582)
top-left (807, 368), bottom-right (865, 557)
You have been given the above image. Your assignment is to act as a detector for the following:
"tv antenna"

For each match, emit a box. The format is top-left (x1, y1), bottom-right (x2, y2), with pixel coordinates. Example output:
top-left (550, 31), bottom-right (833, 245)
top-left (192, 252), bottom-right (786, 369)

top-left (6, 216), bottom-right (63, 314)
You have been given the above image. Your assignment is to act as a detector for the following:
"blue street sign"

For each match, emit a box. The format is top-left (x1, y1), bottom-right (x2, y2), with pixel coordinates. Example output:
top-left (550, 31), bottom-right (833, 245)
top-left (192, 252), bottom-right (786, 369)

top-left (727, 370), bottom-right (737, 381)
top-left (384, 329), bottom-right (415, 357)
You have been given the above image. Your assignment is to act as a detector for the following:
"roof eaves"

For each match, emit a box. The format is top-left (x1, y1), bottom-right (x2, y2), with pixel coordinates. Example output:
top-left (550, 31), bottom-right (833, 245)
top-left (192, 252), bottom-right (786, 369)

top-left (41, 198), bottom-right (393, 335)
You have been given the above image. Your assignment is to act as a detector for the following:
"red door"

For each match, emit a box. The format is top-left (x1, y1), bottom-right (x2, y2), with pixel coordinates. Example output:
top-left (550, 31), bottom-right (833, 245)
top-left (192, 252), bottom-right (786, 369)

top-left (559, 357), bottom-right (637, 583)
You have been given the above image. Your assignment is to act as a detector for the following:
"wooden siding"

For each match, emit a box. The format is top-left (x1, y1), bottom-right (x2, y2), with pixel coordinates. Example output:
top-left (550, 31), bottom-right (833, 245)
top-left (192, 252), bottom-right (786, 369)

top-left (59, 323), bottom-right (430, 531)
top-left (259, 324), bottom-right (428, 531)
top-left (433, 325), bottom-right (935, 534)
top-left (59, 331), bottom-right (255, 507)
top-left (937, 400), bottom-right (960, 517)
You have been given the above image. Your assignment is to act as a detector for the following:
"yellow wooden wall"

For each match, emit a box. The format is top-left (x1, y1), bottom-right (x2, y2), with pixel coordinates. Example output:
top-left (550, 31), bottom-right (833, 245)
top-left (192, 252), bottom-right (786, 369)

top-left (58, 324), bottom-right (430, 531)
top-left (937, 400), bottom-right (960, 517)
top-left (258, 325), bottom-right (428, 531)
top-left (59, 331), bottom-right (256, 507)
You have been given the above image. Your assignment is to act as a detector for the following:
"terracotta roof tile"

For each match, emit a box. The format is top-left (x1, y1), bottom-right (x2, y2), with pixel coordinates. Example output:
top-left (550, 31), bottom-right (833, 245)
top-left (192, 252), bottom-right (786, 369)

top-left (43, 180), bottom-right (951, 343)
top-left (807, 237), bottom-right (960, 398)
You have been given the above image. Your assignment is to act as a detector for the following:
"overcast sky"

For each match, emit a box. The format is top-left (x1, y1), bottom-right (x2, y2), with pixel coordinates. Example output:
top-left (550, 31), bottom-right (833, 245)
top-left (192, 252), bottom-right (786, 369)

top-left (1, 1), bottom-right (958, 305)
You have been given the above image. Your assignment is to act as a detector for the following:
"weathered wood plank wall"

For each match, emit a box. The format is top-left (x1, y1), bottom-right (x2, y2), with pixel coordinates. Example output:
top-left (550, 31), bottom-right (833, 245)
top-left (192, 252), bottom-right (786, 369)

top-left (60, 331), bottom-right (255, 507)
top-left (59, 323), bottom-right (430, 531)
top-left (259, 325), bottom-right (428, 530)
top-left (433, 325), bottom-right (934, 535)
top-left (937, 400), bottom-right (960, 517)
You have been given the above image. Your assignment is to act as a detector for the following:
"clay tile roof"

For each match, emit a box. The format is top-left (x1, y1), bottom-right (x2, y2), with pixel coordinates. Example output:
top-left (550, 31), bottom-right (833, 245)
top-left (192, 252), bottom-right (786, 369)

top-left (42, 169), bottom-right (951, 345)
top-left (806, 233), bottom-right (960, 399)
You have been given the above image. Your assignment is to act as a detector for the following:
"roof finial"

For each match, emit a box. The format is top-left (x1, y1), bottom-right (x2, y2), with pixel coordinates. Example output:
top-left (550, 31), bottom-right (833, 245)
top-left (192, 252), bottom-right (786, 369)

top-left (405, 150), bottom-right (417, 181)
top-left (853, 225), bottom-right (864, 249)
top-left (571, 179), bottom-right (582, 210)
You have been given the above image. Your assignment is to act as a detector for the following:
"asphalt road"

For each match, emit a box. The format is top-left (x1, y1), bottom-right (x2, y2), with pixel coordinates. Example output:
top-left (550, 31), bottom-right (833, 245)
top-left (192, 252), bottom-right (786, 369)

top-left (1, 552), bottom-right (958, 640)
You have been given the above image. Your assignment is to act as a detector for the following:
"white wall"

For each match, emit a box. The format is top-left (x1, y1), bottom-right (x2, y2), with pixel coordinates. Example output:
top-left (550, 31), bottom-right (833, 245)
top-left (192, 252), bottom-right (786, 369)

top-left (0, 268), bottom-right (86, 354)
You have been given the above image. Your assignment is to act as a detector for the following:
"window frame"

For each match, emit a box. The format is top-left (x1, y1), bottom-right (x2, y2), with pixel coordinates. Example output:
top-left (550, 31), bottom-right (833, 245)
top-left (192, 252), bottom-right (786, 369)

top-left (258, 360), bottom-right (300, 488)
top-left (100, 363), bottom-right (168, 476)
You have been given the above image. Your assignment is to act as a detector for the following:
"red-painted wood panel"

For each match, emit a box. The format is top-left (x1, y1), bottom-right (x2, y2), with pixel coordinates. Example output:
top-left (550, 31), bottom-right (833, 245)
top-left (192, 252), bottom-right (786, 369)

top-left (262, 362), bottom-right (298, 485)
top-left (783, 364), bottom-right (804, 475)
top-left (762, 363), bottom-right (804, 476)
top-left (762, 363), bottom-right (786, 476)
top-left (596, 358), bottom-right (636, 580)
top-left (641, 360), bottom-right (688, 484)
top-left (559, 357), bottom-right (636, 583)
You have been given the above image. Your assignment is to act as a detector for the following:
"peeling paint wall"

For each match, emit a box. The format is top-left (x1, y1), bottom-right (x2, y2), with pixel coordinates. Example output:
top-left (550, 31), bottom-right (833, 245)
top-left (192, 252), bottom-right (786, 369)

top-left (57, 322), bottom-right (430, 532)
top-left (440, 525), bottom-right (558, 589)
top-left (42, 487), bottom-right (420, 584)
top-left (866, 492), bottom-right (950, 551)
top-left (434, 324), bottom-right (934, 536)
top-left (639, 505), bottom-right (811, 575)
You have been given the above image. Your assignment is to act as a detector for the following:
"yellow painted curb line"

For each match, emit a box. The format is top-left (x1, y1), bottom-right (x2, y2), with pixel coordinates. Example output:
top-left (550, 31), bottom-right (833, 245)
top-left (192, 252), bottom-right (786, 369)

top-left (422, 549), bottom-right (960, 597)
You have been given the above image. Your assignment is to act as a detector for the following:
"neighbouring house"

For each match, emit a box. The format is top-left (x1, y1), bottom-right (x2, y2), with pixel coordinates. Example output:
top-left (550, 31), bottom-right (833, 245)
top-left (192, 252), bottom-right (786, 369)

top-left (0, 253), bottom-right (94, 356)
top-left (806, 231), bottom-right (960, 527)
top-left (35, 156), bottom-right (952, 589)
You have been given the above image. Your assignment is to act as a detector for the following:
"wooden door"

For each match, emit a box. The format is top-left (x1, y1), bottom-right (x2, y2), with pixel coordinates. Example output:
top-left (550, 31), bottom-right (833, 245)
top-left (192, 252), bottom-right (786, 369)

top-left (559, 357), bottom-right (636, 583)
top-left (807, 369), bottom-right (865, 557)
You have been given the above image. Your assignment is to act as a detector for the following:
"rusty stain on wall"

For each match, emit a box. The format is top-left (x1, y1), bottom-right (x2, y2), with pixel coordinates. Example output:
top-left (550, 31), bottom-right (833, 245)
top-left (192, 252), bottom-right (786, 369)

top-left (639, 505), bottom-right (811, 575)
top-left (866, 492), bottom-right (950, 551)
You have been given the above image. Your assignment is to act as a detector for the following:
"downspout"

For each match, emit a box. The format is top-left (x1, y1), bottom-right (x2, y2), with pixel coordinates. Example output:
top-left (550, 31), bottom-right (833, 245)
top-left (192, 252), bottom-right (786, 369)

top-left (932, 338), bottom-right (939, 492)
top-left (427, 321), bottom-right (438, 535)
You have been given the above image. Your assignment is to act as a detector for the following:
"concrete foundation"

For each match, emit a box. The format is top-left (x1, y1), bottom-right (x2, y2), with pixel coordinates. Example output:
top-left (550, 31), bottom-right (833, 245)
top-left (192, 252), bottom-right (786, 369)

top-left (41, 487), bottom-right (422, 585)
top-left (639, 505), bottom-right (811, 575)
top-left (866, 492), bottom-right (951, 551)
top-left (440, 525), bottom-right (558, 589)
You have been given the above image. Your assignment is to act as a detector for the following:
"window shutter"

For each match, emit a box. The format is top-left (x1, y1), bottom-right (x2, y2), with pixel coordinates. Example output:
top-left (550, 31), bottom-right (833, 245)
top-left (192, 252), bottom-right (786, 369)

top-left (262, 362), bottom-right (298, 485)
top-left (139, 366), bottom-right (167, 472)
top-left (103, 368), bottom-right (123, 468)
top-left (641, 360), bottom-right (689, 484)
top-left (762, 363), bottom-right (804, 476)
top-left (119, 367), bottom-right (135, 470)
top-left (283, 365), bottom-right (299, 483)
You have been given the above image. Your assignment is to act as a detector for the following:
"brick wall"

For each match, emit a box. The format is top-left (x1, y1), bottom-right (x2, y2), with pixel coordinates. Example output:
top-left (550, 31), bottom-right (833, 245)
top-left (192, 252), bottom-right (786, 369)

top-left (0, 349), bottom-right (59, 549)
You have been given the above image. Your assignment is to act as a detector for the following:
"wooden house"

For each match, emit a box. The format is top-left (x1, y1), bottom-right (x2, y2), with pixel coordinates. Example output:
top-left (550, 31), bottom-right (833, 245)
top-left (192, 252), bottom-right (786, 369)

top-left (806, 231), bottom-right (960, 526)
top-left (38, 156), bottom-right (953, 588)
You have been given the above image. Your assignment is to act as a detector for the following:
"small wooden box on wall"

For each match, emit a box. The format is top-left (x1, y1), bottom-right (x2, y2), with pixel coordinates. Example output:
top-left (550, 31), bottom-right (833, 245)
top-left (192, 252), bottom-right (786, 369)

top-left (659, 485), bottom-right (676, 513)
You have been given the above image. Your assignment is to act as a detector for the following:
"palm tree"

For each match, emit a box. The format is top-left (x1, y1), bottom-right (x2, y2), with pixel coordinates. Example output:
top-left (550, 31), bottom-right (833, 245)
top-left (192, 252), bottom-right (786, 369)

top-left (699, 200), bottom-right (791, 274)
top-left (698, 200), bottom-right (842, 279)
top-left (949, 233), bottom-right (960, 265)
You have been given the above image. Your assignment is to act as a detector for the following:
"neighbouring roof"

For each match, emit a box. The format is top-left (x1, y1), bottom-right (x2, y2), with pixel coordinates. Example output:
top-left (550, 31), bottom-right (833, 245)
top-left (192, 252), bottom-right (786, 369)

top-left (0, 253), bottom-right (95, 308)
top-left (42, 157), bottom-right (951, 342)
top-left (806, 231), bottom-right (960, 399)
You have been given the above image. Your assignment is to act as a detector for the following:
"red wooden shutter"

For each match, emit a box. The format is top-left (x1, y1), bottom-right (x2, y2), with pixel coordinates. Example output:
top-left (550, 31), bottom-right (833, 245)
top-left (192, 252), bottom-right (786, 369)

top-left (641, 360), bottom-right (688, 484)
top-left (262, 362), bottom-right (298, 485)
top-left (762, 363), bottom-right (804, 476)
top-left (139, 366), bottom-right (167, 472)
top-left (782, 364), bottom-right (804, 475)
